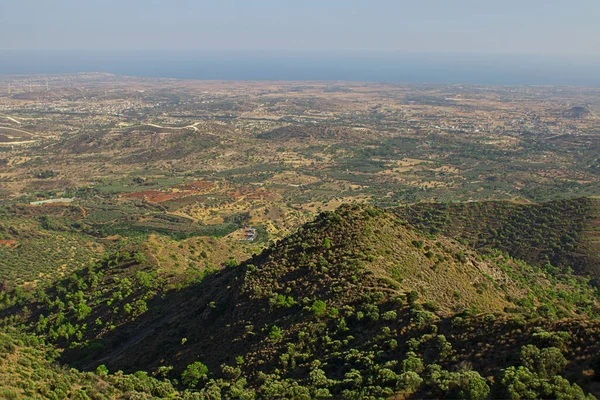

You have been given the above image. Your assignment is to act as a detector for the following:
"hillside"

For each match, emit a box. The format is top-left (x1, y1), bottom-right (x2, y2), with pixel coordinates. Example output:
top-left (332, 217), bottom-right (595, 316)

top-left (562, 106), bottom-right (593, 119)
top-left (0, 203), bottom-right (101, 286)
top-left (396, 198), bottom-right (600, 277)
top-left (2, 204), bottom-right (599, 398)
top-left (0, 330), bottom-right (180, 399)
top-left (0, 202), bottom-right (255, 287)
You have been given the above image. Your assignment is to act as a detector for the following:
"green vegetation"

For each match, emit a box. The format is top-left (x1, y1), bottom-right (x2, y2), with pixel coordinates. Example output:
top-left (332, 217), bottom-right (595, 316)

top-left (182, 361), bottom-right (209, 388)
top-left (0, 329), bottom-right (179, 399)
top-left (0, 204), bottom-right (98, 284)
top-left (1, 204), bottom-right (598, 398)
top-left (397, 198), bottom-right (600, 276)
top-left (1, 77), bottom-right (600, 397)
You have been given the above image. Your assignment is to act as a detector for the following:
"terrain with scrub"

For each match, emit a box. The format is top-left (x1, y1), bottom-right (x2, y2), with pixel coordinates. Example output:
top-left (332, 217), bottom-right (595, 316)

top-left (0, 75), bottom-right (599, 398)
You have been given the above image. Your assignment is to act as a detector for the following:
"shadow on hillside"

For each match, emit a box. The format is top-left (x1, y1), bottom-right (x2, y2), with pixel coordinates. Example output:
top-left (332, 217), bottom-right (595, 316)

top-left (59, 263), bottom-right (250, 374)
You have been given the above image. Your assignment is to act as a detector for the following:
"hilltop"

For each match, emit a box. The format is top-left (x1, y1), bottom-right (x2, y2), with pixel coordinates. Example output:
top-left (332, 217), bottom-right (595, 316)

top-left (3, 204), bottom-right (599, 398)
top-left (562, 106), bottom-right (593, 119)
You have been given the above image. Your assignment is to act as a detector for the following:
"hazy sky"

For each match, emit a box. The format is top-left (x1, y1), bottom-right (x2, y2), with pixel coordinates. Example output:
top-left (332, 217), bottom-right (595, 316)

top-left (1, 0), bottom-right (599, 56)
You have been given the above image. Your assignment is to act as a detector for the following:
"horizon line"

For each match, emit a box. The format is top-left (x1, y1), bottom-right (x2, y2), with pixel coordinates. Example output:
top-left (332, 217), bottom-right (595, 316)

top-left (1, 48), bottom-right (599, 58)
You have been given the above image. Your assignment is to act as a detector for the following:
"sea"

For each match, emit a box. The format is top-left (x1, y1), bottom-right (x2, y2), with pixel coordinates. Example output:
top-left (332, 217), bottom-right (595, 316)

top-left (1, 50), bottom-right (599, 86)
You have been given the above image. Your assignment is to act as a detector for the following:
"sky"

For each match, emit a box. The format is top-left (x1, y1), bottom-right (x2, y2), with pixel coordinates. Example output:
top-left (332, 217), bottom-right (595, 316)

top-left (1, 0), bottom-right (599, 57)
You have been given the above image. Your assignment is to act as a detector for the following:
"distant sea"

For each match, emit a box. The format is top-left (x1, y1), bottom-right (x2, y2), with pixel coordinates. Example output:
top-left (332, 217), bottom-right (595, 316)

top-left (1, 50), bottom-right (599, 86)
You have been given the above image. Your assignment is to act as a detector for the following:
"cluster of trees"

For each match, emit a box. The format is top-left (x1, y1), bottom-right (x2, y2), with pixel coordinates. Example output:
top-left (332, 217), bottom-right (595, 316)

top-left (0, 248), bottom-right (160, 359)
top-left (0, 330), bottom-right (179, 399)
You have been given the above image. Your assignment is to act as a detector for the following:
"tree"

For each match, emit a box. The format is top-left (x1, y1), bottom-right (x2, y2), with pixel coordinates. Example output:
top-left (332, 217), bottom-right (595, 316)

top-left (96, 364), bottom-right (109, 377)
top-left (500, 366), bottom-right (588, 400)
top-left (407, 290), bottom-right (419, 306)
top-left (402, 353), bottom-right (425, 374)
top-left (270, 325), bottom-right (283, 342)
top-left (75, 302), bottom-right (92, 321)
top-left (311, 300), bottom-right (327, 317)
top-left (397, 371), bottom-right (423, 393)
top-left (520, 345), bottom-right (567, 378)
top-left (182, 361), bottom-right (209, 388)
top-left (458, 371), bottom-right (490, 400)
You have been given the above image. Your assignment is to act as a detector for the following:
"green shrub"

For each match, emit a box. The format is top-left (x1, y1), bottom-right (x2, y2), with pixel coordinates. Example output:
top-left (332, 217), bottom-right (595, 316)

top-left (182, 361), bottom-right (209, 388)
